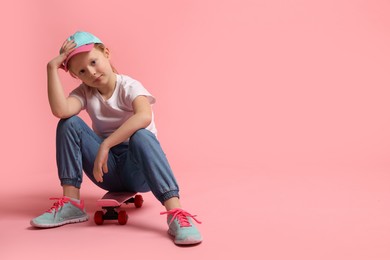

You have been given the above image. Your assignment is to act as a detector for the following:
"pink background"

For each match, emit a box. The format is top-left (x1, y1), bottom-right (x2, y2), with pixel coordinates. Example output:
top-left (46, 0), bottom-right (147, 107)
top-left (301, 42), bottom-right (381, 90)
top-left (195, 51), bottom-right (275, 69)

top-left (1, 0), bottom-right (390, 259)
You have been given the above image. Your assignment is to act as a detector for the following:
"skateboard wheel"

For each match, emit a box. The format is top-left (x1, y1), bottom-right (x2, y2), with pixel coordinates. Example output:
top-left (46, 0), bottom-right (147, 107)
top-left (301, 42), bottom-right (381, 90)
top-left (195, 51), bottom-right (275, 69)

top-left (134, 195), bottom-right (143, 208)
top-left (94, 211), bottom-right (104, 225)
top-left (118, 210), bottom-right (128, 225)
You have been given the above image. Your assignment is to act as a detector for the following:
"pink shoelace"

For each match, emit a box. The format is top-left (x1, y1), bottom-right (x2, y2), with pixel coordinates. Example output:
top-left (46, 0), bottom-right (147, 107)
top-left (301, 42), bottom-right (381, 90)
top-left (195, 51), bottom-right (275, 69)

top-left (46, 197), bottom-right (71, 213)
top-left (160, 208), bottom-right (202, 227)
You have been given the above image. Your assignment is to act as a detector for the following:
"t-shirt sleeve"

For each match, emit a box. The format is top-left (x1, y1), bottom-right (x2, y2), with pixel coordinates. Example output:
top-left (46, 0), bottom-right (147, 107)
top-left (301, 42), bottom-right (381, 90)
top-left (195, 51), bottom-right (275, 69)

top-left (69, 84), bottom-right (87, 110)
top-left (125, 80), bottom-right (156, 105)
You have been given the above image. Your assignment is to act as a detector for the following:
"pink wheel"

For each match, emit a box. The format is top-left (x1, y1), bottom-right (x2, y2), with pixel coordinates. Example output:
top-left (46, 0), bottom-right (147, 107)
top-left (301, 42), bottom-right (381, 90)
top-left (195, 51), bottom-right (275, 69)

top-left (118, 210), bottom-right (128, 225)
top-left (134, 195), bottom-right (144, 208)
top-left (94, 211), bottom-right (104, 225)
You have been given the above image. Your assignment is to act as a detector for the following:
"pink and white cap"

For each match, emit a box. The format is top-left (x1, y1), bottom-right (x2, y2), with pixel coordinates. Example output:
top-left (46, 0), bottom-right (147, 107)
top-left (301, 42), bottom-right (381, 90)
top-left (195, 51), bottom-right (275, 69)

top-left (61, 31), bottom-right (103, 71)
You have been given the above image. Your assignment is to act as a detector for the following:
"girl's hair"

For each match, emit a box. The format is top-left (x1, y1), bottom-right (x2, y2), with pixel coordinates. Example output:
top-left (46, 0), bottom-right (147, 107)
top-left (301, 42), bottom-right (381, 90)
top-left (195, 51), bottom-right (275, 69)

top-left (95, 43), bottom-right (118, 73)
top-left (68, 43), bottom-right (118, 78)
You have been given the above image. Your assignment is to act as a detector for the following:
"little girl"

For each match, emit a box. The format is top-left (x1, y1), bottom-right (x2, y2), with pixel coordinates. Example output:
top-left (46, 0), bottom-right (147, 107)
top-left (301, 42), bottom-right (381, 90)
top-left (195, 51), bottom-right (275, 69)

top-left (31, 31), bottom-right (202, 245)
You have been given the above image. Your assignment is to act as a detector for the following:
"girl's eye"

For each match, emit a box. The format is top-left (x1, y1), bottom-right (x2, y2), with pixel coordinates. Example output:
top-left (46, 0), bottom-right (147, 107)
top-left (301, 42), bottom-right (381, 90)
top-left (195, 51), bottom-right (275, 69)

top-left (79, 69), bottom-right (85, 75)
top-left (91, 60), bottom-right (96, 65)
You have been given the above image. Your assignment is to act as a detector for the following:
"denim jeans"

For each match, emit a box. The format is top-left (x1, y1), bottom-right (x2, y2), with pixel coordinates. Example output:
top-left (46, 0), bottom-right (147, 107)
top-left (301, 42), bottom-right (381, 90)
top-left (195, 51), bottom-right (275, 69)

top-left (56, 116), bottom-right (179, 204)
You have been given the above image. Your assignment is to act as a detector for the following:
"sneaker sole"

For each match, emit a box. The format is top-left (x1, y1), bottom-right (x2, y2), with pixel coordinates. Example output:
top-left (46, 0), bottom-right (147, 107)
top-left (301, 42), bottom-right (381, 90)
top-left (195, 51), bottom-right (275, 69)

top-left (30, 215), bottom-right (89, 228)
top-left (167, 229), bottom-right (203, 245)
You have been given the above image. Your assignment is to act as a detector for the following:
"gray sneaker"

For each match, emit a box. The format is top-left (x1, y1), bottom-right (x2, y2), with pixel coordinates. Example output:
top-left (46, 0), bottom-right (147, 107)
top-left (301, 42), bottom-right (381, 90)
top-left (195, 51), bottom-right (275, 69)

top-left (31, 197), bottom-right (89, 228)
top-left (160, 208), bottom-right (202, 245)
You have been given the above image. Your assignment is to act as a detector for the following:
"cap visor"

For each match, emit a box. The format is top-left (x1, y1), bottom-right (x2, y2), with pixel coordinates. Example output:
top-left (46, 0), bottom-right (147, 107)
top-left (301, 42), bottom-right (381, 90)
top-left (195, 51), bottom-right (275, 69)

top-left (64, 43), bottom-right (95, 71)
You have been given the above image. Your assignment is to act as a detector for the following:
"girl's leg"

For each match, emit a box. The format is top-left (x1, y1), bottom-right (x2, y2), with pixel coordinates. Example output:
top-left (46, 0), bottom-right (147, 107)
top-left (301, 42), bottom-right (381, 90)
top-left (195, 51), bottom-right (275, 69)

top-left (164, 197), bottom-right (182, 211)
top-left (31, 116), bottom-right (129, 229)
top-left (62, 185), bottom-right (80, 199)
top-left (56, 116), bottom-right (126, 196)
top-left (118, 129), bottom-right (202, 245)
top-left (119, 129), bottom-right (180, 205)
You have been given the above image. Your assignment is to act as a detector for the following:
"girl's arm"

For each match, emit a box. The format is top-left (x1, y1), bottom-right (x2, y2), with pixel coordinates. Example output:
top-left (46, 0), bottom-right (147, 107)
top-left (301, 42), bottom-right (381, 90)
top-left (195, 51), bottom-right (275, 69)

top-left (47, 40), bottom-right (83, 118)
top-left (93, 95), bottom-right (152, 182)
top-left (47, 65), bottom-right (83, 118)
top-left (103, 95), bottom-right (153, 148)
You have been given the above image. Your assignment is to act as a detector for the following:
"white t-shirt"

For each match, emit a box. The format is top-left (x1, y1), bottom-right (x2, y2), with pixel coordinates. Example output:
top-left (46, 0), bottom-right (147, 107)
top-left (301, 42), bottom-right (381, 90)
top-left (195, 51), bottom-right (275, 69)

top-left (70, 74), bottom-right (157, 141)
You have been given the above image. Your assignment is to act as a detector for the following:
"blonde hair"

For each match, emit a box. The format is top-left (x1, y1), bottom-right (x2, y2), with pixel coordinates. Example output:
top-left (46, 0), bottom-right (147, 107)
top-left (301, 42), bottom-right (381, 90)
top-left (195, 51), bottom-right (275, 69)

top-left (68, 43), bottom-right (118, 78)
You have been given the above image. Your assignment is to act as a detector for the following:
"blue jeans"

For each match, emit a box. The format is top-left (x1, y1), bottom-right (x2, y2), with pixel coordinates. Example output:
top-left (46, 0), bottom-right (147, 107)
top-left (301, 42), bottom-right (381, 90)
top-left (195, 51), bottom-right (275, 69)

top-left (56, 116), bottom-right (179, 204)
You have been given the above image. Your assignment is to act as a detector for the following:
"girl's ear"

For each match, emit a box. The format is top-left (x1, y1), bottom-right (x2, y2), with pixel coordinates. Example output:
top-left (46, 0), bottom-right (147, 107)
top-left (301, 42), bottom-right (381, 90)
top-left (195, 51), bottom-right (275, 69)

top-left (104, 47), bottom-right (110, 59)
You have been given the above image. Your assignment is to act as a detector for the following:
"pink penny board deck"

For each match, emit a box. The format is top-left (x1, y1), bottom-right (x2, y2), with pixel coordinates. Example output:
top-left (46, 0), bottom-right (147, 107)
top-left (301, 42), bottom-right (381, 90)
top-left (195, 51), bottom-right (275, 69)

top-left (97, 192), bottom-right (137, 207)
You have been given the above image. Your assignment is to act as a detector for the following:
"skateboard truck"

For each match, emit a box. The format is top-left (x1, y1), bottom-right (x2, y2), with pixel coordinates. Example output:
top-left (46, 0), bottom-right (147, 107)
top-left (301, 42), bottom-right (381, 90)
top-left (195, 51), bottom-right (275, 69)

top-left (94, 192), bottom-right (144, 225)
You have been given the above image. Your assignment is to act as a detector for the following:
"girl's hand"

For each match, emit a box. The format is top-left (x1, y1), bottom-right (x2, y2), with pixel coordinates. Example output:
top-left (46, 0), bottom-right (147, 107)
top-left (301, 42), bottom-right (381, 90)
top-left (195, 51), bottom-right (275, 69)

top-left (93, 143), bottom-right (110, 182)
top-left (47, 40), bottom-right (76, 70)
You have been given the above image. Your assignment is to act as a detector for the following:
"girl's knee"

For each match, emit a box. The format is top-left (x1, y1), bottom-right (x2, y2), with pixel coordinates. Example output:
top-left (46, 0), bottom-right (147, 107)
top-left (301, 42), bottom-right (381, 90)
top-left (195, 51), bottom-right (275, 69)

top-left (57, 115), bottom-right (81, 126)
top-left (130, 129), bottom-right (155, 144)
top-left (57, 116), bottom-right (82, 131)
top-left (129, 129), bottom-right (161, 154)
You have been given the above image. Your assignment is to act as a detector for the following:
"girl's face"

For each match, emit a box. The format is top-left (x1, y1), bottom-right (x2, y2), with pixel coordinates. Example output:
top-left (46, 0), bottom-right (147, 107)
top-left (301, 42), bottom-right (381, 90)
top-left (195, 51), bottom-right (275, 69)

top-left (68, 47), bottom-right (114, 88)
